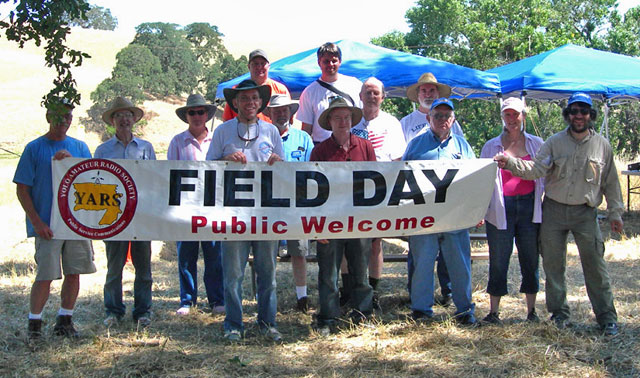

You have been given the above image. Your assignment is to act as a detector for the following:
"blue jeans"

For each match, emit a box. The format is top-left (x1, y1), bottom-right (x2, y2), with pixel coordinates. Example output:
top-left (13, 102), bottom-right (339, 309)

top-left (316, 238), bottom-right (373, 323)
top-left (221, 240), bottom-right (278, 332)
top-left (407, 249), bottom-right (452, 297)
top-left (409, 230), bottom-right (474, 317)
top-left (486, 193), bottom-right (540, 297)
top-left (176, 241), bottom-right (224, 308)
top-left (104, 241), bottom-right (152, 320)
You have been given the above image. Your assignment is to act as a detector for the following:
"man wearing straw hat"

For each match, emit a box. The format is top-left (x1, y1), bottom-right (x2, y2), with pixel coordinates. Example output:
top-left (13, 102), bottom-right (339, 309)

top-left (310, 97), bottom-right (376, 335)
top-left (263, 94), bottom-right (314, 313)
top-left (401, 72), bottom-right (462, 308)
top-left (168, 94), bottom-right (225, 316)
top-left (207, 80), bottom-right (284, 342)
top-left (222, 49), bottom-right (290, 123)
top-left (94, 97), bottom-right (156, 328)
top-left (14, 97), bottom-right (95, 340)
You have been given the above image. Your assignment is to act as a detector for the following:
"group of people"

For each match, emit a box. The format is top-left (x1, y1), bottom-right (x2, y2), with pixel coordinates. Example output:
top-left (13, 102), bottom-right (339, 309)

top-left (15, 42), bottom-right (624, 343)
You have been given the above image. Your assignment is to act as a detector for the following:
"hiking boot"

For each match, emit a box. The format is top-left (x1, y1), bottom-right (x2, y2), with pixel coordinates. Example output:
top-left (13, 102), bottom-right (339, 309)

top-left (136, 313), bottom-right (152, 328)
top-left (53, 315), bottom-right (79, 338)
top-left (296, 296), bottom-right (309, 313)
top-left (602, 322), bottom-right (619, 336)
top-left (28, 319), bottom-right (43, 340)
top-left (411, 311), bottom-right (433, 322)
top-left (223, 329), bottom-right (242, 342)
top-left (103, 314), bottom-right (121, 328)
top-left (260, 326), bottom-right (282, 342)
top-left (550, 313), bottom-right (571, 329)
top-left (456, 313), bottom-right (477, 326)
top-left (526, 310), bottom-right (540, 323)
top-left (482, 312), bottom-right (502, 325)
top-left (434, 294), bottom-right (452, 307)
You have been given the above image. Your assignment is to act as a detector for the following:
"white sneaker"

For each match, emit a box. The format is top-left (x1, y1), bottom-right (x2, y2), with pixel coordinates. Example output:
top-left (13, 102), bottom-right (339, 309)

top-left (176, 306), bottom-right (190, 316)
top-left (261, 326), bottom-right (282, 342)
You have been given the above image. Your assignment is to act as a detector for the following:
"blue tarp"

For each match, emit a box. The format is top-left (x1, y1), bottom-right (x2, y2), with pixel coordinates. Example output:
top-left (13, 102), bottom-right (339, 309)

top-left (215, 40), bottom-right (500, 100)
top-left (486, 44), bottom-right (640, 101)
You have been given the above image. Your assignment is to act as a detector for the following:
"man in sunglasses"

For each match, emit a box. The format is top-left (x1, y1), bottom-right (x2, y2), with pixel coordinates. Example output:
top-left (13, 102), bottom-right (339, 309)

top-left (168, 94), bottom-right (225, 316)
top-left (495, 92), bottom-right (624, 336)
top-left (207, 80), bottom-right (284, 342)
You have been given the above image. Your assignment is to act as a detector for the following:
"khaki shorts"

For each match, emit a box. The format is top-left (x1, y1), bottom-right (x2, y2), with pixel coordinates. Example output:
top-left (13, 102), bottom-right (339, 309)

top-left (286, 240), bottom-right (309, 257)
top-left (34, 238), bottom-right (97, 281)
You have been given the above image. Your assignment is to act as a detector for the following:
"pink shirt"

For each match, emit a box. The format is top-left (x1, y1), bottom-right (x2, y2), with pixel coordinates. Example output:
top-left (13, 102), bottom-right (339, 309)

top-left (501, 154), bottom-right (535, 196)
top-left (167, 129), bottom-right (212, 161)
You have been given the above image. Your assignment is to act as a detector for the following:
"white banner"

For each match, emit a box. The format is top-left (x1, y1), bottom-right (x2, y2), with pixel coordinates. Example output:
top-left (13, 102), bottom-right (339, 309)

top-left (50, 158), bottom-right (496, 241)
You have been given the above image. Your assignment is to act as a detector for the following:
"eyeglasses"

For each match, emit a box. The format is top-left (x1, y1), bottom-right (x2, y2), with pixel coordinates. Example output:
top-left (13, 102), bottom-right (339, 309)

top-left (187, 109), bottom-right (206, 116)
top-left (113, 112), bottom-right (133, 120)
top-left (569, 108), bottom-right (590, 115)
top-left (431, 113), bottom-right (453, 121)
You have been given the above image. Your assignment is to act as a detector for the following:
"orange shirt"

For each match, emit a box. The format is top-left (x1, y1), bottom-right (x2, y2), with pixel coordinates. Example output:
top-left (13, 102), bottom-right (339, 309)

top-left (222, 78), bottom-right (291, 123)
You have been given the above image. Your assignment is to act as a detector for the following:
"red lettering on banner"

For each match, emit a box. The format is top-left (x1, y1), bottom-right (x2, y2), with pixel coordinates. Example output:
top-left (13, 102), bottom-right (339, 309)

top-left (420, 216), bottom-right (435, 228)
top-left (301, 216), bottom-right (326, 233)
top-left (192, 216), bottom-right (207, 233)
top-left (212, 220), bottom-right (226, 233)
top-left (232, 217), bottom-right (246, 234)
top-left (328, 221), bottom-right (343, 233)
top-left (377, 219), bottom-right (391, 231)
top-left (358, 220), bottom-right (372, 232)
top-left (273, 221), bottom-right (287, 234)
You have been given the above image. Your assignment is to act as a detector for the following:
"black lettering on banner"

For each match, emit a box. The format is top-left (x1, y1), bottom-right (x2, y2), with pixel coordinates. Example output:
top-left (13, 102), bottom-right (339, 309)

top-left (204, 170), bottom-right (216, 206)
top-left (224, 170), bottom-right (254, 207)
top-left (422, 169), bottom-right (458, 203)
top-left (169, 169), bottom-right (198, 206)
top-left (295, 171), bottom-right (329, 207)
top-left (353, 170), bottom-right (386, 206)
top-left (261, 171), bottom-right (290, 207)
top-left (388, 170), bottom-right (425, 206)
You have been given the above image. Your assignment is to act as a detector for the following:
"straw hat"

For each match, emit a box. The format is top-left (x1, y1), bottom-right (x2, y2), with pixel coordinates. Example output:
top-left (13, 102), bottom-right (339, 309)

top-left (175, 94), bottom-right (216, 123)
top-left (406, 73), bottom-right (452, 103)
top-left (102, 97), bottom-right (144, 126)
top-left (318, 97), bottom-right (363, 130)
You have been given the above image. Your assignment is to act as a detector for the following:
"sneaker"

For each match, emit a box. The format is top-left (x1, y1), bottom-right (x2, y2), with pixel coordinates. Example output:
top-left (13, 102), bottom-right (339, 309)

top-left (53, 315), bottom-right (79, 338)
top-left (212, 305), bottom-right (225, 314)
top-left (550, 313), bottom-right (571, 329)
top-left (456, 313), bottom-right (477, 326)
top-left (260, 326), bottom-right (283, 342)
top-left (482, 312), bottom-right (502, 325)
top-left (411, 311), bottom-right (433, 322)
top-left (28, 319), bottom-right (43, 340)
top-left (279, 253), bottom-right (291, 261)
top-left (602, 322), bottom-right (619, 336)
top-left (526, 310), bottom-right (540, 323)
top-left (103, 314), bottom-right (120, 327)
top-left (176, 306), bottom-right (190, 316)
top-left (136, 314), bottom-right (151, 328)
top-left (317, 325), bottom-right (331, 337)
top-left (372, 292), bottom-right (381, 311)
top-left (224, 329), bottom-right (242, 342)
top-left (315, 320), bottom-right (336, 337)
top-left (434, 294), bottom-right (452, 307)
top-left (296, 296), bottom-right (309, 313)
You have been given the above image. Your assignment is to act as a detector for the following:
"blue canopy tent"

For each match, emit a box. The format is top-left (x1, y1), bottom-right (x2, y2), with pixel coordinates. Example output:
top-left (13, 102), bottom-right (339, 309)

top-left (484, 44), bottom-right (640, 138)
top-left (487, 43), bottom-right (640, 102)
top-left (215, 40), bottom-right (500, 100)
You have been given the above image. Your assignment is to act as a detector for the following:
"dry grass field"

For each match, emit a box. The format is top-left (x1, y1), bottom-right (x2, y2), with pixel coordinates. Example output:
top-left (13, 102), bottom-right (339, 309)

top-left (2, 28), bottom-right (640, 377)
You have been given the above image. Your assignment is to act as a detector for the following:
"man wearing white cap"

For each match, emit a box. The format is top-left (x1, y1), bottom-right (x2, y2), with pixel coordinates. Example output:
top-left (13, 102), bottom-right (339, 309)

top-left (222, 49), bottom-right (290, 123)
top-left (495, 92), bottom-right (623, 336)
top-left (95, 97), bottom-right (156, 328)
top-left (263, 94), bottom-right (314, 313)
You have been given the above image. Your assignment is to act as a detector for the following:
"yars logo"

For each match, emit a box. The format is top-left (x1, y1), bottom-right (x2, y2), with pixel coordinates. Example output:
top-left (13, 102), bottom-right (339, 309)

top-left (58, 159), bottom-right (137, 239)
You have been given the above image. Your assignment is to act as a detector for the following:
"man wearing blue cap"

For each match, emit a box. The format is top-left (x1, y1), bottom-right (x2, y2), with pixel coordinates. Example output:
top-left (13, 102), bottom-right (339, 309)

top-left (402, 98), bottom-right (477, 325)
top-left (495, 92), bottom-right (623, 336)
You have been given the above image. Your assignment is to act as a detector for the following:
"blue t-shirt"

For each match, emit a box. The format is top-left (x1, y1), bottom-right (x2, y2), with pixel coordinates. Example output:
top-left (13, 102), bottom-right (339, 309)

top-left (402, 129), bottom-right (475, 161)
top-left (282, 128), bottom-right (314, 162)
top-left (13, 135), bottom-right (91, 237)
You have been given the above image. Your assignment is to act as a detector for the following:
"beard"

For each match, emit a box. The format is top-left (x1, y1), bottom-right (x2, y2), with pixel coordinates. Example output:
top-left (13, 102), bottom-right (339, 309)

top-left (419, 98), bottom-right (435, 109)
top-left (568, 118), bottom-right (594, 134)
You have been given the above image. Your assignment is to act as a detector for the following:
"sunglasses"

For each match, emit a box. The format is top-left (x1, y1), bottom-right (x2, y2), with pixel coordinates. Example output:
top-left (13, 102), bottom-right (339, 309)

top-left (569, 108), bottom-right (590, 115)
top-left (187, 109), bottom-right (207, 116)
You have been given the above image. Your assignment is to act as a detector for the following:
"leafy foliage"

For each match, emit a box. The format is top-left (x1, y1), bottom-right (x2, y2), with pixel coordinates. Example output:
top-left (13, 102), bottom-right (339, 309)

top-left (67, 4), bottom-right (117, 30)
top-left (0, 0), bottom-right (91, 118)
